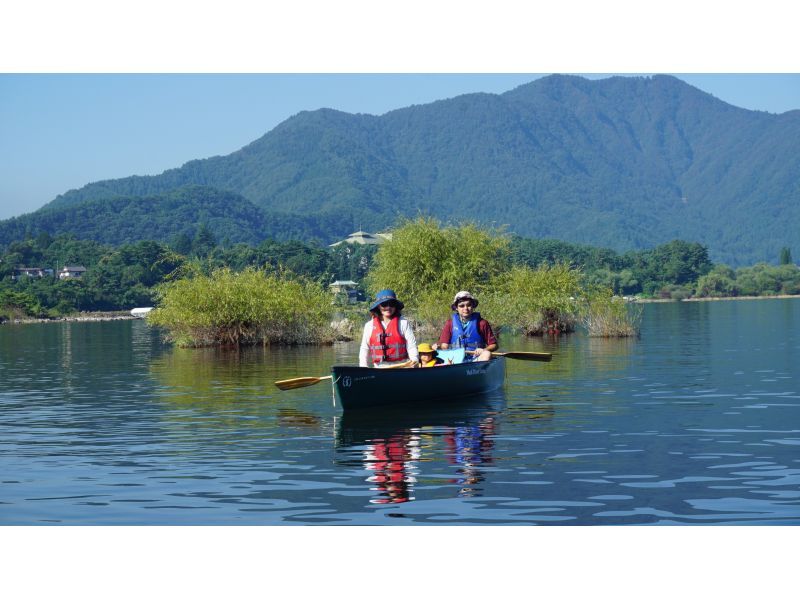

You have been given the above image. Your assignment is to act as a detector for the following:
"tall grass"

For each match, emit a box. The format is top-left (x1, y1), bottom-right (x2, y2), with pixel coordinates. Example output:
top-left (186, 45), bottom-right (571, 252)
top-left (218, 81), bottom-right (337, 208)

top-left (148, 267), bottom-right (335, 347)
top-left (584, 288), bottom-right (642, 337)
top-left (484, 263), bottom-right (584, 335)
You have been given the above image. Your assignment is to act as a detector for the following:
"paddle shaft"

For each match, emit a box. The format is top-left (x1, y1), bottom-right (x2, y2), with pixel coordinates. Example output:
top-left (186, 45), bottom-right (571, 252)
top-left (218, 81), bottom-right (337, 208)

top-left (468, 350), bottom-right (552, 362)
top-left (274, 360), bottom-right (412, 391)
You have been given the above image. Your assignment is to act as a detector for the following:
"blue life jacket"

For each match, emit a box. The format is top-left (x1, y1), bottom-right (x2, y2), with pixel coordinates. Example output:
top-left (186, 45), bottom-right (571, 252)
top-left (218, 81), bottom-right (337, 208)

top-left (449, 312), bottom-right (486, 353)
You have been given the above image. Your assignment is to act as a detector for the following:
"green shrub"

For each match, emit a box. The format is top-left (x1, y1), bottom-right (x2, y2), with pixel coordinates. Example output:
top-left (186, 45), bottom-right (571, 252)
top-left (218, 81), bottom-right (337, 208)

top-left (484, 263), bottom-right (584, 335)
top-left (366, 216), bottom-right (510, 330)
top-left (148, 267), bottom-right (334, 347)
top-left (584, 288), bottom-right (642, 337)
top-left (695, 265), bottom-right (738, 297)
top-left (657, 284), bottom-right (692, 301)
top-left (0, 289), bottom-right (44, 319)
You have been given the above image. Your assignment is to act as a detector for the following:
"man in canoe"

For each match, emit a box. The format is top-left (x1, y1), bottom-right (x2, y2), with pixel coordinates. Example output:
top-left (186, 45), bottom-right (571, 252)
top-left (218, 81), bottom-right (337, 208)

top-left (434, 291), bottom-right (497, 362)
top-left (359, 289), bottom-right (419, 368)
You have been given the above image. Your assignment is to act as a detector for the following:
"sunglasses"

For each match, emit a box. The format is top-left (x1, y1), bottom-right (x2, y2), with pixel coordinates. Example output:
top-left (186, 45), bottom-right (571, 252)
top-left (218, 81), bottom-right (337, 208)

top-left (456, 302), bottom-right (474, 308)
top-left (379, 302), bottom-right (397, 309)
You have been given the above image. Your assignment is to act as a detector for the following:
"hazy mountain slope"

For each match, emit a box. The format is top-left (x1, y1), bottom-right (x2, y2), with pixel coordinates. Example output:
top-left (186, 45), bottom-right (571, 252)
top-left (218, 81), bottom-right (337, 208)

top-left (0, 186), bottom-right (350, 247)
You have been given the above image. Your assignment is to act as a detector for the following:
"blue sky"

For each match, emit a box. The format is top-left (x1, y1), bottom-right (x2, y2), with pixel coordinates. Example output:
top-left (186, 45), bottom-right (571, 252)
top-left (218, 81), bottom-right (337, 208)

top-left (1, 2), bottom-right (798, 221)
top-left (1, 73), bottom-right (798, 220)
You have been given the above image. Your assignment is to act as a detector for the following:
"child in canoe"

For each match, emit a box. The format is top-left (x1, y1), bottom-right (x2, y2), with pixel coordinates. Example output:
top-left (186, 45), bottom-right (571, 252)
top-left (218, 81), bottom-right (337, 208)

top-left (416, 343), bottom-right (444, 367)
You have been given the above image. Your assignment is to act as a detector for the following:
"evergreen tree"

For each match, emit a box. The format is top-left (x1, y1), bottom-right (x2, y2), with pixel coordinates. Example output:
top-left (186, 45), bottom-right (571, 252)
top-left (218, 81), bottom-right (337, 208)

top-left (780, 247), bottom-right (793, 265)
top-left (192, 223), bottom-right (217, 257)
top-left (171, 232), bottom-right (193, 256)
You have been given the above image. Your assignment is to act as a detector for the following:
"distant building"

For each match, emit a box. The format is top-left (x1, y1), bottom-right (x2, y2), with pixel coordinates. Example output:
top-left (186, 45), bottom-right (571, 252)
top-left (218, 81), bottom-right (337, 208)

top-left (59, 266), bottom-right (87, 280)
top-left (329, 280), bottom-right (364, 304)
top-left (12, 267), bottom-right (51, 280)
top-left (330, 280), bottom-right (358, 292)
top-left (329, 230), bottom-right (392, 247)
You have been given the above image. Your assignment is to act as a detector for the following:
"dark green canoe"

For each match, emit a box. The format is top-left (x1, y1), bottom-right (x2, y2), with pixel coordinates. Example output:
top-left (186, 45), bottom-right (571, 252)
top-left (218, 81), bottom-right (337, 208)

top-left (332, 357), bottom-right (506, 410)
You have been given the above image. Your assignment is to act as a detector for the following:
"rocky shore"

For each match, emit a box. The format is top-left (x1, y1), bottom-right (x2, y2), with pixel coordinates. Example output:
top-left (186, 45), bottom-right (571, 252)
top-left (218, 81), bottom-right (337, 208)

top-left (1, 311), bottom-right (137, 325)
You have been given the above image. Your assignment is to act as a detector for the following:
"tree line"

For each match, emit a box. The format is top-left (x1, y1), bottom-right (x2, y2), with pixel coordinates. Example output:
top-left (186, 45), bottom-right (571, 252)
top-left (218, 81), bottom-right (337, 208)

top-left (0, 230), bottom-right (377, 319)
top-left (1, 227), bottom-right (797, 321)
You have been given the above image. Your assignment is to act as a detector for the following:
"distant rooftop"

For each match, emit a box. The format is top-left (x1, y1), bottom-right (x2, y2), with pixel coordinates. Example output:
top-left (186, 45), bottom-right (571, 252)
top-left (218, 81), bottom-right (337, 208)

top-left (329, 231), bottom-right (392, 247)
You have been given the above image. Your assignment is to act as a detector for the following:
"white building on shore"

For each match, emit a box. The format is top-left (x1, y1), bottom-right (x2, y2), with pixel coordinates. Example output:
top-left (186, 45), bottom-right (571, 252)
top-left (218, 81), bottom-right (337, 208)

top-left (329, 231), bottom-right (392, 247)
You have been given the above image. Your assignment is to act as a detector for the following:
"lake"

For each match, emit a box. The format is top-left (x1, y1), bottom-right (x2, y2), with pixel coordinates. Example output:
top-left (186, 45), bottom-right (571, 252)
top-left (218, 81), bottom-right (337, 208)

top-left (1, 299), bottom-right (799, 525)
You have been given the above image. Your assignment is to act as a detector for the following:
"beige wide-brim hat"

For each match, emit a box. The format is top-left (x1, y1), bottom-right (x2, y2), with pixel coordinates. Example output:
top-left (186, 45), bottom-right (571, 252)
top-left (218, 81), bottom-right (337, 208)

top-left (451, 290), bottom-right (478, 310)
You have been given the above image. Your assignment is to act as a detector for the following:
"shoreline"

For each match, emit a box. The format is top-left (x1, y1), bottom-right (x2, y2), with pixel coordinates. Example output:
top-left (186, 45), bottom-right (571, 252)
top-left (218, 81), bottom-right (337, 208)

top-left (1, 311), bottom-right (137, 325)
top-left (637, 294), bottom-right (800, 303)
top-left (3, 293), bottom-right (799, 325)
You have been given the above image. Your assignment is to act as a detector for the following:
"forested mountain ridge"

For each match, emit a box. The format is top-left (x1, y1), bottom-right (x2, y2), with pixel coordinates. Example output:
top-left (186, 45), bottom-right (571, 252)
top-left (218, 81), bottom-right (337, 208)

top-left (20, 75), bottom-right (800, 265)
top-left (0, 186), bottom-right (355, 247)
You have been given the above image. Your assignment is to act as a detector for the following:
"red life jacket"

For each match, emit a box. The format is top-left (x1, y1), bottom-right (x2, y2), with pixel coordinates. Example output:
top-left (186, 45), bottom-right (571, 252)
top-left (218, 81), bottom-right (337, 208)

top-left (368, 316), bottom-right (409, 364)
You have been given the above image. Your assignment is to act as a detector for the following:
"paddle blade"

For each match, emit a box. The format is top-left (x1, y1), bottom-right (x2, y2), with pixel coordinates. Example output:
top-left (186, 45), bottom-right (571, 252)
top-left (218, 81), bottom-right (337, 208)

top-left (274, 375), bottom-right (332, 391)
top-left (496, 351), bottom-right (553, 362)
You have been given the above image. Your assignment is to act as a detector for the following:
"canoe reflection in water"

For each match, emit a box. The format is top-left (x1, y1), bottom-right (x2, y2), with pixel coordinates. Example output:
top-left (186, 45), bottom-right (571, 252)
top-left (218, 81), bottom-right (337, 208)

top-left (336, 393), bottom-right (503, 504)
top-left (363, 432), bottom-right (421, 504)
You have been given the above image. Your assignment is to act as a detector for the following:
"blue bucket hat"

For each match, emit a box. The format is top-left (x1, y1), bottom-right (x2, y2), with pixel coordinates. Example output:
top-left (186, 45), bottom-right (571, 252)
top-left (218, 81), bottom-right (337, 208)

top-left (369, 289), bottom-right (405, 313)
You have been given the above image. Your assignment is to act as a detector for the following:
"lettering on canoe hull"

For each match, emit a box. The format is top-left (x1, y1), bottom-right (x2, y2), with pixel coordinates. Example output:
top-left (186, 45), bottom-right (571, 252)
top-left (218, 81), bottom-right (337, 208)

top-left (466, 368), bottom-right (487, 376)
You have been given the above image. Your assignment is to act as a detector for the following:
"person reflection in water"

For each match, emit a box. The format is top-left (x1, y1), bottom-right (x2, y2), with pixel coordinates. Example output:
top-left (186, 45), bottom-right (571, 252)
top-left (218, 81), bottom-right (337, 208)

top-left (445, 417), bottom-right (496, 497)
top-left (364, 432), bottom-right (420, 504)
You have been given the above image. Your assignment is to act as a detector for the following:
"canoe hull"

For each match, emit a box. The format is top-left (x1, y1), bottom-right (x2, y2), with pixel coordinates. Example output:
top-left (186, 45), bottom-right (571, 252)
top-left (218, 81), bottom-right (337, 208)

top-left (332, 357), bottom-right (506, 410)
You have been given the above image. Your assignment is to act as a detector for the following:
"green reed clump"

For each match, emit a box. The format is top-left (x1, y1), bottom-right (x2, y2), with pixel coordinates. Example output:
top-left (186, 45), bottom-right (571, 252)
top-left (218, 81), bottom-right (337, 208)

top-left (148, 267), bottom-right (334, 347)
top-left (584, 287), bottom-right (642, 337)
top-left (484, 263), bottom-right (584, 335)
top-left (366, 216), bottom-right (510, 331)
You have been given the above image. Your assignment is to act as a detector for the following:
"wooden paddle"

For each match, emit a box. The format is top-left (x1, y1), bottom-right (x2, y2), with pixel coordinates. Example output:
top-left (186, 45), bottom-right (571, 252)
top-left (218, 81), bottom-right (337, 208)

top-left (494, 351), bottom-right (552, 362)
top-left (468, 350), bottom-right (553, 362)
top-left (275, 375), bottom-right (332, 391)
top-left (274, 360), bottom-right (412, 391)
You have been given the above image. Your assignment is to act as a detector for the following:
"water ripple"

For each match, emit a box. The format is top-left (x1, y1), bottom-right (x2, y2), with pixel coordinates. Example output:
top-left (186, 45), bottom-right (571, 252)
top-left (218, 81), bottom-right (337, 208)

top-left (3, 303), bottom-right (800, 525)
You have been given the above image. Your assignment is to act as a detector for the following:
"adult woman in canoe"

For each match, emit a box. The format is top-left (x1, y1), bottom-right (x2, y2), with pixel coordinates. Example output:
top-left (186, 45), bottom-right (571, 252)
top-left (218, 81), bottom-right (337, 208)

top-left (359, 289), bottom-right (419, 368)
top-left (435, 291), bottom-right (497, 362)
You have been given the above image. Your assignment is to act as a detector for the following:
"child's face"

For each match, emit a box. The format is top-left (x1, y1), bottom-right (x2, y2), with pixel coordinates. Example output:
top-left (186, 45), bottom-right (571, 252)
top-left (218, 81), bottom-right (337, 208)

top-left (420, 352), bottom-right (434, 363)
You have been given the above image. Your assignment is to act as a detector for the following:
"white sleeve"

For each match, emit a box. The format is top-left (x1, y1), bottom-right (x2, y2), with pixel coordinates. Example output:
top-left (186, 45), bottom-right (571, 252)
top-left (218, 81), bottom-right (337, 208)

top-left (358, 321), bottom-right (372, 367)
top-left (401, 318), bottom-right (419, 363)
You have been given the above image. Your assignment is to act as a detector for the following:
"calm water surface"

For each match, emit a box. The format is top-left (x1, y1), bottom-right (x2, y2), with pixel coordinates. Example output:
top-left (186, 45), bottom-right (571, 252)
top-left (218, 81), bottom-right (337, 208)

top-left (1, 299), bottom-right (799, 525)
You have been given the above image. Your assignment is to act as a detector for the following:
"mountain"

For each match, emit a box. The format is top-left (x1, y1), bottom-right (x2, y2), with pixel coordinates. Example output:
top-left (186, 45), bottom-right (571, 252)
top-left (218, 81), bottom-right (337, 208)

top-left (12, 75), bottom-right (800, 265)
top-left (0, 186), bottom-right (354, 247)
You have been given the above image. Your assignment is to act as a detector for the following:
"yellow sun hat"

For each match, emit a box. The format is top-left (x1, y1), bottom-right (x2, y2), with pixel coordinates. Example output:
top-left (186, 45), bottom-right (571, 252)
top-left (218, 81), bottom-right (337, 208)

top-left (417, 343), bottom-right (438, 355)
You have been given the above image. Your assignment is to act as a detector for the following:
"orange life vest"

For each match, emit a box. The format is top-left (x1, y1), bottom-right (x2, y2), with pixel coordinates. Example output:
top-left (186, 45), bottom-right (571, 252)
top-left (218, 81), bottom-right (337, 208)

top-left (368, 316), bottom-right (409, 364)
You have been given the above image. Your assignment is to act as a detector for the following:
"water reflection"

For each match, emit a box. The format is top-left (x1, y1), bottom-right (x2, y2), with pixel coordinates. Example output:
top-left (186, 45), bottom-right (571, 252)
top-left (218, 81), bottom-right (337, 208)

top-left (335, 394), bottom-right (505, 503)
top-left (276, 408), bottom-right (324, 430)
top-left (364, 432), bottom-right (420, 504)
top-left (444, 417), bottom-right (496, 497)
top-left (146, 345), bottom-right (342, 441)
